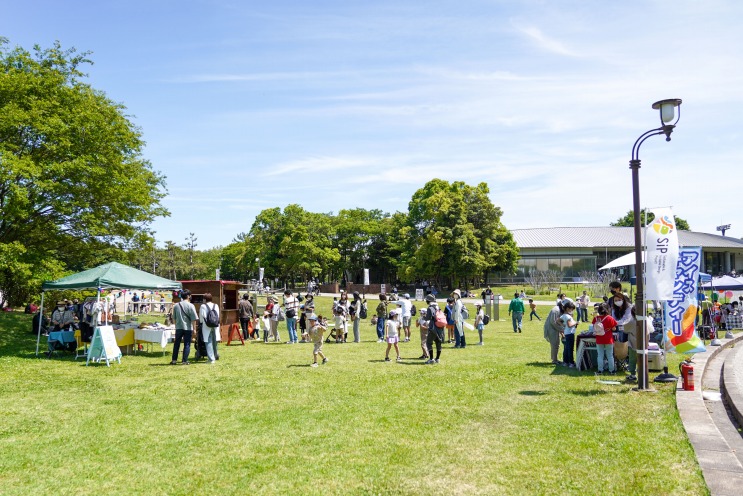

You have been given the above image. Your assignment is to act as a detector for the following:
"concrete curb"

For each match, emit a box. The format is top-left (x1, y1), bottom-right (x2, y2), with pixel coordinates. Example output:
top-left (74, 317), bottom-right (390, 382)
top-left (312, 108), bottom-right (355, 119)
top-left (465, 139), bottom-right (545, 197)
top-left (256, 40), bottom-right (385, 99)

top-left (722, 343), bottom-right (743, 431)
top-left (676, 331), bottom-right (743, 496)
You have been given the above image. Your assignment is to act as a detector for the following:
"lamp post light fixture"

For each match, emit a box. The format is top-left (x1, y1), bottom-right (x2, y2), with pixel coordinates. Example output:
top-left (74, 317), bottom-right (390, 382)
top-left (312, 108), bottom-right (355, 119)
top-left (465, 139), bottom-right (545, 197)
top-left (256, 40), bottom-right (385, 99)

top-left (630, 98), bottom-right (682, 391)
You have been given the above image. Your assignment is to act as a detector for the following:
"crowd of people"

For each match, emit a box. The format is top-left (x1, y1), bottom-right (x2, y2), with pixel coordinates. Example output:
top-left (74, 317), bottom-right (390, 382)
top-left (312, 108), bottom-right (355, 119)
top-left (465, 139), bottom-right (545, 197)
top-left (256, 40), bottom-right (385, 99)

top-left (33, 281), bottom-right (741, 372)
top-left (165, 287), bottom-right (489, 367)
top-left (543, 282), bottom-right (640, 380)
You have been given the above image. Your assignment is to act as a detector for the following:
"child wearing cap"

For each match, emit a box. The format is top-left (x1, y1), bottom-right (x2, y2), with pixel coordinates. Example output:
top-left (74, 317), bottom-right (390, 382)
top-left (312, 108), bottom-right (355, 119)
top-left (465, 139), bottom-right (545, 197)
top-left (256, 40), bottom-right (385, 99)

top-left (474, 303), bottom-right (485, 345)
top-left (384, 311), bottom-right (402, 362)
top-left (303, 314), bottom-right (328, 367)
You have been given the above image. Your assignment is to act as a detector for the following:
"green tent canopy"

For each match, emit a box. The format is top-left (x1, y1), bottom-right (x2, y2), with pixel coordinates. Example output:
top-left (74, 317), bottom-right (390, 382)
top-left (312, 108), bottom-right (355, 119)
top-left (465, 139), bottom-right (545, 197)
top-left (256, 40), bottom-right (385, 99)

top-left (41, 262), bottom-right (182, 291)
top-left (36, 262), bottom-right (181, 356)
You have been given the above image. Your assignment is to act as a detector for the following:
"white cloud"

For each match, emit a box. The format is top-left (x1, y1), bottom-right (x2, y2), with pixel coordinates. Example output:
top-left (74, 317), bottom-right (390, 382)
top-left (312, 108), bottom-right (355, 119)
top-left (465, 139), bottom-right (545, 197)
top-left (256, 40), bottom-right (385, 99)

top-left (510, 21), bottom-right (581, 58)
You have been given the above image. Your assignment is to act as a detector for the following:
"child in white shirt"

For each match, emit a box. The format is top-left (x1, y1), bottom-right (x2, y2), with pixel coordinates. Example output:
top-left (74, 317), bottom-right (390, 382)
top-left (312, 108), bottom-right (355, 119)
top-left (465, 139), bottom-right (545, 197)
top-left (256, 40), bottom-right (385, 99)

top-left (385, 311), bottom-right (401, 362)
top-left (475, 303), bottom-right (485, 345)
top-left (559, 308), bottom-right (578, 367)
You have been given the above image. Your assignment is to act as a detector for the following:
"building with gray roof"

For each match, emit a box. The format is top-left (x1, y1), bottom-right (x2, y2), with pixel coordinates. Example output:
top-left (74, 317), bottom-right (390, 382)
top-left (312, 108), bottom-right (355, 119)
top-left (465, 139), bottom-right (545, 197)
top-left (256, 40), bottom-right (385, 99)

top-left (498, 227), bottom-right (743, 283)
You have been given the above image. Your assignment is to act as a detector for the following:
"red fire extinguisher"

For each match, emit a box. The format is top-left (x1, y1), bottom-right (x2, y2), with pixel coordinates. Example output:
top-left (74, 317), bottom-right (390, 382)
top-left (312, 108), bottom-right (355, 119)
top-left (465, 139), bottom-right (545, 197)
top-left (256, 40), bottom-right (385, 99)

top-left (680, 360), bottom-right (695, 391)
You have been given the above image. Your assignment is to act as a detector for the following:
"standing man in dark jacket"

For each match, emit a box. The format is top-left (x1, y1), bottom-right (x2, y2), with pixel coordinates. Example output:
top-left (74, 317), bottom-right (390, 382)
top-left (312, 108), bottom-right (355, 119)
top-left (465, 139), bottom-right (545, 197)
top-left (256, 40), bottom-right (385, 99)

top-left (238, 293), bottom-right (254, 340)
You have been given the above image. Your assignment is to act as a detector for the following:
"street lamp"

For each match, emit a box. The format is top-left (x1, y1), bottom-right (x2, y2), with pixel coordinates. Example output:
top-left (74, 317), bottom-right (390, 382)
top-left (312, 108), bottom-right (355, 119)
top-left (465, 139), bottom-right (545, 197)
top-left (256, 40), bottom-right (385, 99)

top-left (630, 98), bottom-right (682, 391)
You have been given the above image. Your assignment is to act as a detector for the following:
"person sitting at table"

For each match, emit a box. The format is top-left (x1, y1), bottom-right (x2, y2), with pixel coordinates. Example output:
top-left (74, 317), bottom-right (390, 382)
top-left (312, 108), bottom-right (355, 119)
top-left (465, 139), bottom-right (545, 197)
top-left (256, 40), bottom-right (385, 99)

top-left (51, 300), bottom-right (75, 331)
top-left (32, 310), bottom-right (50, 335)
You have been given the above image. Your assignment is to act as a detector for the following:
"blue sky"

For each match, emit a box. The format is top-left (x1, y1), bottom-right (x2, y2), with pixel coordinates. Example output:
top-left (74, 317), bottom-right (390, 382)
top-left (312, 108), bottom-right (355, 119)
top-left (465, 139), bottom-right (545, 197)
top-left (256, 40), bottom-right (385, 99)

top-left (4, 1), bottom-right (743, 248)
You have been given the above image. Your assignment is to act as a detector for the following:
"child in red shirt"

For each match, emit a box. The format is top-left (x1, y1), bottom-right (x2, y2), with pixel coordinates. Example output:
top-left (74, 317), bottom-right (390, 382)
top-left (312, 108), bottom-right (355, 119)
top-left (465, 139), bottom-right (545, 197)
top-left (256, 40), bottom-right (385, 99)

top-left (592, 303), bottom-right (618, 374)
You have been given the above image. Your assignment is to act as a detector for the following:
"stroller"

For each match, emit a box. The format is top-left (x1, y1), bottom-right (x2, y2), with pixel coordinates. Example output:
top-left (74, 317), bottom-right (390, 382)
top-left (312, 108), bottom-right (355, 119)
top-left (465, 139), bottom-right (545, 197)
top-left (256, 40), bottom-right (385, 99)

top-left (193, 324), bottom-right (213, 361)
top-left (699, 307), bottom-right (716, 341)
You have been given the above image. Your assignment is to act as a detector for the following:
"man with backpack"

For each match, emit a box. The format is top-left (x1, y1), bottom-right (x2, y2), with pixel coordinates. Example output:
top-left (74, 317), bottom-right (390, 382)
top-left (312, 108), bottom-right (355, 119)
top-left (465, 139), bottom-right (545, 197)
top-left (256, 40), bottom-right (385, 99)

top-left (425, 294), bottom-right (445, 364)
top-left (170, 289), bottom-right (198, 365)
top-left (199, 292), bottom-right (221, 363)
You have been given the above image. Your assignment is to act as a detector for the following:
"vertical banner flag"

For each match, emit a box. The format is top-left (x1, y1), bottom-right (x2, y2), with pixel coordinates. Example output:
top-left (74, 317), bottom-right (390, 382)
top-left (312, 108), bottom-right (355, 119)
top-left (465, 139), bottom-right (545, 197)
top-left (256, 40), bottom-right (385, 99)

top-left (259, 268), bottom-right (264, 282)
top-left (665, 247), bottom-right (706, 354)
top-left (363, 269), bottom-right (370, 286)
top-left (645, 208), bottom-right (679, 301)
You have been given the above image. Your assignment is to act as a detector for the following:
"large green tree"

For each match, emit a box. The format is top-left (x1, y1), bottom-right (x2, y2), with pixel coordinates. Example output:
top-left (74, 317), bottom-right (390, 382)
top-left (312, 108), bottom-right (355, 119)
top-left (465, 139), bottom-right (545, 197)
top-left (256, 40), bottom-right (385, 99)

top-left (0, 39), bottom-right (168, 304)
top-left (235, 205), bottom-right (340, 286)
top-left (400, 179), bottom-right (518, 288)
top-left (332, 208), bottom-right (389, 283)
top-left (611, 209), bottom-right (690, 230)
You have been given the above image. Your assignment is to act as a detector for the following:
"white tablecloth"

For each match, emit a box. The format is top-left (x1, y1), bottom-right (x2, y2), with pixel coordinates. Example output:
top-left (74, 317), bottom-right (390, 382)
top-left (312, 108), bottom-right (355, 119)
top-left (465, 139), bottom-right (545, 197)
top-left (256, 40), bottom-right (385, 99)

top-left (135, 328), bottom-right (173, 348)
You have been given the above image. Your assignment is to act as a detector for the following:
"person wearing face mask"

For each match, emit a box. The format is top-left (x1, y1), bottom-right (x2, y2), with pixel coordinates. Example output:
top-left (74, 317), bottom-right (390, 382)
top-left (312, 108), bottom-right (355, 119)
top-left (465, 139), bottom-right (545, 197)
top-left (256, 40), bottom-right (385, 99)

top-left (609, 282), bottom-right (637, 381)
top-left (51, 300), bottom-right (75, 331)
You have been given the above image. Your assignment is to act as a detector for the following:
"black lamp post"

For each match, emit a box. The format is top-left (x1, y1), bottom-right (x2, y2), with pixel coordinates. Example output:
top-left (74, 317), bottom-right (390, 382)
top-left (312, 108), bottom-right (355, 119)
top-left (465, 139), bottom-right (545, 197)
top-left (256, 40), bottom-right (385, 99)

top-left (630, 98), bottom-right (682, 390)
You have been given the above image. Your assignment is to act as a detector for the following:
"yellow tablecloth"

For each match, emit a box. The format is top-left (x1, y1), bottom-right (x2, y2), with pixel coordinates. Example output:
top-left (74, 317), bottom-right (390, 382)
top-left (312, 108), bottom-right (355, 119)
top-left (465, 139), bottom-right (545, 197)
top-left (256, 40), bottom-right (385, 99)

top-left (114, 328), bottom-right (135, 346)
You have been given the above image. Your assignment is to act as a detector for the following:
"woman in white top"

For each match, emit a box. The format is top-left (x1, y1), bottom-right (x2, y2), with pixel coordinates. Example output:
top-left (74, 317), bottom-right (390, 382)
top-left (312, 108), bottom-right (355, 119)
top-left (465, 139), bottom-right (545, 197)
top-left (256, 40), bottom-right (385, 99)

top-left (199, 292), bottom-right (221, 363)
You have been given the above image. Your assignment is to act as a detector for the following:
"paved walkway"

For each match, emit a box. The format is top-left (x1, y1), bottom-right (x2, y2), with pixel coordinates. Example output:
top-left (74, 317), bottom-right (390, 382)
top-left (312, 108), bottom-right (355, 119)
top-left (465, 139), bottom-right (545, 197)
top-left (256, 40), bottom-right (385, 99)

top-left (677, 331), bottom-right (743, 495)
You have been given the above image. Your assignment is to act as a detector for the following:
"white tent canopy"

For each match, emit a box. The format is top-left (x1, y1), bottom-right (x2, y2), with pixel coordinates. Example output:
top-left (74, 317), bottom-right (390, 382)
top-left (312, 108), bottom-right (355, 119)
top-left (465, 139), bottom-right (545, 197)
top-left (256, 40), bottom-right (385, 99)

top-left (599, 251), bottom-right (644, 271)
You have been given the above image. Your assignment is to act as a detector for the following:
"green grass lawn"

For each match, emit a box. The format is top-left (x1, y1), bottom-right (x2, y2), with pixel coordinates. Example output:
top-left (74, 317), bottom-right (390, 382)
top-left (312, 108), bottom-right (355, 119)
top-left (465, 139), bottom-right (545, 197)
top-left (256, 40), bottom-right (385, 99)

top-left (0, 299), bottom-right (707, 495)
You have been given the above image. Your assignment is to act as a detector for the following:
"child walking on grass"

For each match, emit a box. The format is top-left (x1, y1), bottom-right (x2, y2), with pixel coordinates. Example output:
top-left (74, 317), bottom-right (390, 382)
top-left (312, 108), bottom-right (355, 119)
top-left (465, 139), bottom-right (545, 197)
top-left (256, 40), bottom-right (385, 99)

top-left (385, 311), bottom-right (402, 362)
top-left (302, 314), bottom-right (328, 367)
top-left (475, 303), bottom-right (485, 345)
top-left (529, 299), bottom-right (541, 321)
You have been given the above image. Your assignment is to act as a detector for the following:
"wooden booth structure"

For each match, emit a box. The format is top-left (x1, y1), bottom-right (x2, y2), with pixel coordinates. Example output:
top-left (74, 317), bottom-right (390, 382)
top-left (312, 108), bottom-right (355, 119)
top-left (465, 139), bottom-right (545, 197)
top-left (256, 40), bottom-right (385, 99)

top-left (174, 280), bottom-right (247, 341)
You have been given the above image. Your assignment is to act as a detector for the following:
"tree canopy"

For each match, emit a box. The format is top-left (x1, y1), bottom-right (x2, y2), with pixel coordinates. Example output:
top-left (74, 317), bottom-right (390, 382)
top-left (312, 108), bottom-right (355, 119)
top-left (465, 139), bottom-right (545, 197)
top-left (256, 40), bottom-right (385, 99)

top-left (0, 39), bottom-right (168, 304)
top-left (611, 209), bottom-right (690, 231)
top-left (398, 180), bottom-right (518, 288)
top-left (219, 180), bottom-right (519, 290)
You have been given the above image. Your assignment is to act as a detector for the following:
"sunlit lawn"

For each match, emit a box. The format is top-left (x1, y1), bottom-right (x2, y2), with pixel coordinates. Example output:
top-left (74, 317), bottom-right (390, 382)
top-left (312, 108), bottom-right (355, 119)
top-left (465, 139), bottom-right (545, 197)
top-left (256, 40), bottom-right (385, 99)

top-left (0, 298), bottom-right (705, 495)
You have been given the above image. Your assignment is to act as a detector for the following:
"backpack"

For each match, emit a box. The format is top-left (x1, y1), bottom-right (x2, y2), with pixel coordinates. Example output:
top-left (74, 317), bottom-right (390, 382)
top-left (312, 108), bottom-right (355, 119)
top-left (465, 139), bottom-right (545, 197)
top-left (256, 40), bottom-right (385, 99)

top-left (204, 303), bottom-right (220, 328)
top-left (411, 304), bottom-right (417, 316)
top-left (461, 304), bottom-right (469, 320)
top-left (593, 316), bottom-right (606, 336)
top-left (483, 314), bottom-right (490, 325)
top-left (277, 306), bottom-right (285, 322)
top-left (359, 302), bottom-right (368, 319)
top-left (434, 307), bottom-right (448, 328)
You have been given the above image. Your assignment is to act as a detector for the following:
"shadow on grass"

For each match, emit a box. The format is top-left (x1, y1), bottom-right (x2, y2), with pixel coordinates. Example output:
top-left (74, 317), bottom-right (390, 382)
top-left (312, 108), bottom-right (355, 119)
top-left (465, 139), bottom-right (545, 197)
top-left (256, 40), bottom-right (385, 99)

top-left (550, 367), bottom-right (580, 376)
top-left (569, 389), bottom-right (609, 396)
top-left (526, 361), bottom-right (556, 368)
top-left (519, 390), bottom-right (548, 396)
top-left (286, 363), bottom-right (313, 368)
